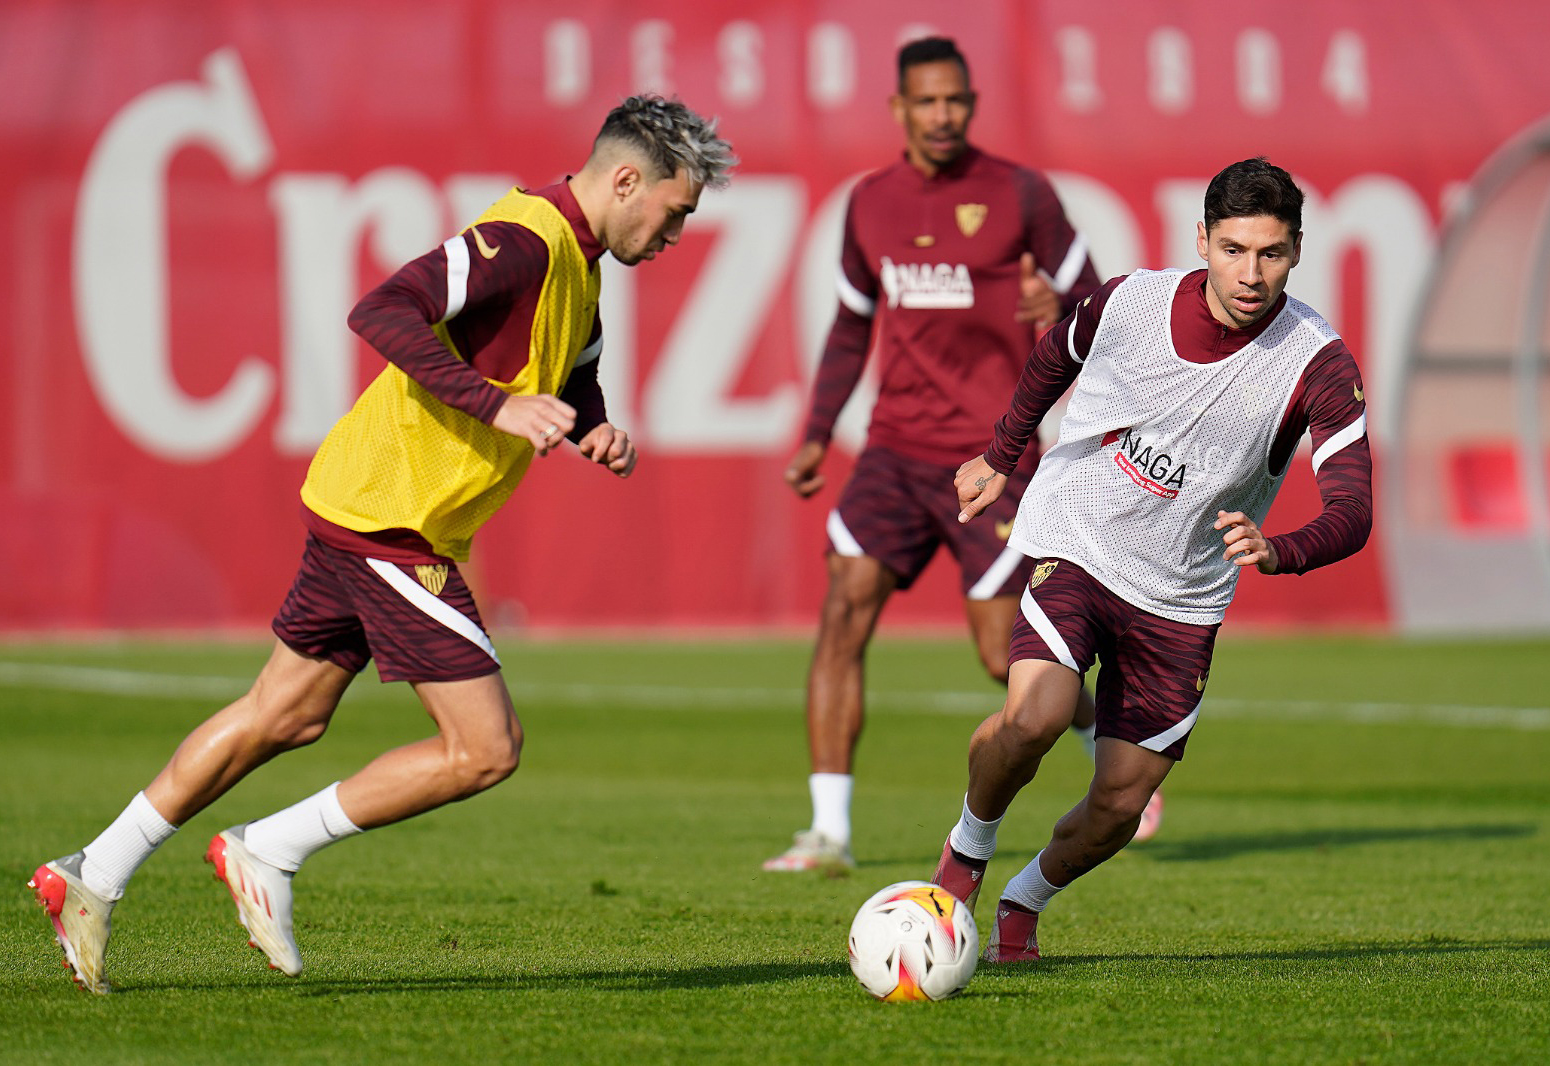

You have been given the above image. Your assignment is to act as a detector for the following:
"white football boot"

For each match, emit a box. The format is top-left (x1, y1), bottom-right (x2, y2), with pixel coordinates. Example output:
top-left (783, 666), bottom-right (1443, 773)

top-left (761, 829), bottom-right (855, 872)
top-left (28, 852), bottom-right (115, 994)
top-left (206, 826), bottom-right (303, 977)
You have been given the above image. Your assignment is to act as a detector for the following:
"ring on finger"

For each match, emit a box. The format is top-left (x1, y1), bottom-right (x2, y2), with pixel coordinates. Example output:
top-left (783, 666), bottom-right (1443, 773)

top-left (540, 424), bottom-right (559, 439)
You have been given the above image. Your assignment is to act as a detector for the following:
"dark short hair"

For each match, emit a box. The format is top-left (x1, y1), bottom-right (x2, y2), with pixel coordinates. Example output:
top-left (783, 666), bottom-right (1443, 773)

top-left (897, 36), bottom-right (969, 92)
top-left (1203, 157), bottom-right (1303, 235)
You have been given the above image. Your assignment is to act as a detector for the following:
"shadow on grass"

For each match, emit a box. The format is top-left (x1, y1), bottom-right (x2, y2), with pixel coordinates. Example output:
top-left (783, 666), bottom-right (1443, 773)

top-left (117, 937), bottom-right (1550, 997)
top-left (1138, 822), bottom-right (1538, 863)
top-left (861, 822), bottom-right (1538, 871)
top-left (122, 960), bottom-right (852, 996)
top-left (982, 936), bottom-right (1550, 982)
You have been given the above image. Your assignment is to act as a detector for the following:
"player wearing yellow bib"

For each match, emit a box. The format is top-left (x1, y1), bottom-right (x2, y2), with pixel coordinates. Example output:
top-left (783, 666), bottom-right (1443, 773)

top-left (29, 96), bottom-right (735, 993)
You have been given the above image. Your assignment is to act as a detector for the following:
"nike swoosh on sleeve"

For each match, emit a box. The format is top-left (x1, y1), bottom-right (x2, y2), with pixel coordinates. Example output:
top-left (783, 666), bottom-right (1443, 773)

top-left (470, 225), bottom-right (501, 259)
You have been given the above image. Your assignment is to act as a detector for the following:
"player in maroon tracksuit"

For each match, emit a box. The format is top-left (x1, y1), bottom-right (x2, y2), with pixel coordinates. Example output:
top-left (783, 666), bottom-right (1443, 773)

top-left (764, 37), bottom-right (1105, 872)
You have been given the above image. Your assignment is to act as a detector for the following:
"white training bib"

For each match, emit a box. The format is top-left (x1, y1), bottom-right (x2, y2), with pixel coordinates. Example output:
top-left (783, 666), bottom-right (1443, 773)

top-left (1012, 268), bottom-right (1339, 623)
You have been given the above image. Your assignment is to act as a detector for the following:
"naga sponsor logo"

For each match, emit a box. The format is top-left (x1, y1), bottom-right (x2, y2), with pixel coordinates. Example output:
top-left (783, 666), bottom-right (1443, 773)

top-left (1102, 427), bottom-right (1187, 499)
top-left (879, 256), bottom-right (974, 310)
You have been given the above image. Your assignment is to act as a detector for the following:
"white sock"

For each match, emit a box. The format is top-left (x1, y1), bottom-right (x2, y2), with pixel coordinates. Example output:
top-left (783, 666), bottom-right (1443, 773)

top-left (243, 782), bottom-right (363, 874)
top-left (809, 773), bottom-right (852, 843)
top-left (1071, 722), bottom-right (1097, 760)
top-left (80, 791), bottom-right (178, 901)
top-left (947, 794), bottom-right (1002, 861)
top-left (1002, 848), bottom-right (1064, 912)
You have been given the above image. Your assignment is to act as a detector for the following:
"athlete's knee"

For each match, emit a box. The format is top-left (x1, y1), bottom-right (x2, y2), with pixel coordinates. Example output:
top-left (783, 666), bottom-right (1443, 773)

top-left (237, 692), bottom-right (332, 753)
top-left (820, 555), bottom-right (890, 622)
top-left (244, 663), bottom-right (346, 751)
top-left (445, 727), bottom-right (522, 798)
top-left (976, 644), bottom-right (1011, 686)
top-left (996, 701), bottom-right (1067, 757)
top-left (1084, 776), bottom-right (1153, 828)
top-left (272, 715), bottom-right (329, 750)
top-left (496, 721), bottom-right (524, 779)
top-left (820, 578), bottom-right (883, 625)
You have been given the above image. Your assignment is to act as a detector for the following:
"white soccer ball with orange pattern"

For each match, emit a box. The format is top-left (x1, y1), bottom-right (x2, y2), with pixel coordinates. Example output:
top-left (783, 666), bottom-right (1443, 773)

top-left (847, 880), bottom-right (978, 1002)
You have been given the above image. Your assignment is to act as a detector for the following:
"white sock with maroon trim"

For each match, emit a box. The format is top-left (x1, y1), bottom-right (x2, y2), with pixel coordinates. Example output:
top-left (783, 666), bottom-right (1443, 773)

top-left (947, 794), bottom-right (1002, 861)
top-left (243, 782), bottom-right (363, 874)
top-left (80, 791), bottom-right (178, 901)
top-left (1002, 848), bottom-right (1064, 912)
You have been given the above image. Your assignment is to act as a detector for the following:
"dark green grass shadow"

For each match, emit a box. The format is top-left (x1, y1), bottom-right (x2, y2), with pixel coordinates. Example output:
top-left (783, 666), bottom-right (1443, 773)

top-left (121, 961), bottom-right (851, 997)
top-left (982, 936), bottom-right (1550, 978)
top-left (113, 937), bottom-right (1550, 999)
top-left (864, 822), bottom-right (1537, 870)
top-left (1138, 822), bottom-right (1538, 863)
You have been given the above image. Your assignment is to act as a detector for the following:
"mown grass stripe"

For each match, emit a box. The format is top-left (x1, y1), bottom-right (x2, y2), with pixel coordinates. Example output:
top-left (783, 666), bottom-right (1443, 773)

top-left (3, 661), bottom-right (1546, 730)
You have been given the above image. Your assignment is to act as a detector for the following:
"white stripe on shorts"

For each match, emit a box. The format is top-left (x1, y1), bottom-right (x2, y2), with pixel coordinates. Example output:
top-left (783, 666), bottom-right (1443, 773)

top-left (1019, 585), bottom-right (1080, 673)
top-left (968, 543), bottom-right (1028, 601)
top-left (826, 509), bottom-right (866, 558)
top-left (1138, 697), bottom-right (1201, 753)
top-left (365, 558), bottom-right (501, 666)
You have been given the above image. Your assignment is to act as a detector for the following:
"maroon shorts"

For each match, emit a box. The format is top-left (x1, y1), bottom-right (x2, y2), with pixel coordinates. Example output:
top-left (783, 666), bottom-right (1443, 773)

top-left (828, 445), bottom-right (1039, 597)
top-left (1009, 558), bottom-right (1218, 761)
top-left (272, 534), bottom-right (501, 684)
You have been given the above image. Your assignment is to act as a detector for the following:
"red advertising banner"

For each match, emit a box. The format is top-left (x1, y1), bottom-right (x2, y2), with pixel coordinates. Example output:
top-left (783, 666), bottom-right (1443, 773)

top-left (3, 1), bottom-right (1548, 632)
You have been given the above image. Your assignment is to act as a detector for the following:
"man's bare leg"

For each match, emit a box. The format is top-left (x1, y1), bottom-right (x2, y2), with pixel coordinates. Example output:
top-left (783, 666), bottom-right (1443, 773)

top-left (933, 658), bottom-right (1082, 908)
top-left (30, 640), bottom-right (353, 992)
top-left (334, 671), bottom-right (523, 828)
top-left (966, 594), bottom-right (1101, 755)
top-left (965, 659), bottom-right (1084, 821)
top-left (145, 641), bottom-right (356, 825)
top-left (765, 553), bottom-right (894, 870)
top-left (805, 553), bottom-right (896, 774)
top-left (1041, 738), bottom-right (1174, 885)
top-left (981, 738), bottom-right (1173, 962)
top-left (983, 612), bottom-right (1159, 843)
top-left (209, 668), bottom-right (524, 976)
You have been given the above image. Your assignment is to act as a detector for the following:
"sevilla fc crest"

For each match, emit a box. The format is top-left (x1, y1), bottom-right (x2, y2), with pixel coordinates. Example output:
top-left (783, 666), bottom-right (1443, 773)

top-left (415, 564), bottom-right (449, 596)
top-left (1028, 560), bottom-right (1058, 590)
top-left (956, 203), bottom-right (988, 237)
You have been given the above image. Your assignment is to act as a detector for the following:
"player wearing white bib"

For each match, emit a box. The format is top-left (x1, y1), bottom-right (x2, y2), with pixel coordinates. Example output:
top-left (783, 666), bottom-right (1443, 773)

top-left (931, 158), bottom-right (1373, 961)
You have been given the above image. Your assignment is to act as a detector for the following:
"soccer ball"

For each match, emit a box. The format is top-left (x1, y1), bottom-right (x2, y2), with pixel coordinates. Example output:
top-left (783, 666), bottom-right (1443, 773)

top-left (847, 881), bottom-right (978, 1002)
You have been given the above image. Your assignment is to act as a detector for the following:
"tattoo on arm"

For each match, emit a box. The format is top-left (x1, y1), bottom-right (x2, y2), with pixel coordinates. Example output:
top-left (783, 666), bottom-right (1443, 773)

top-left (974, 475), bottom-right (993, 490)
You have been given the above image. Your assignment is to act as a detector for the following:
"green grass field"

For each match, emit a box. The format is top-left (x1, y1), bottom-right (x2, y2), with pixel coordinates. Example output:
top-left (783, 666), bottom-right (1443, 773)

top-left (3, 633), bottom-right (1548, 1064)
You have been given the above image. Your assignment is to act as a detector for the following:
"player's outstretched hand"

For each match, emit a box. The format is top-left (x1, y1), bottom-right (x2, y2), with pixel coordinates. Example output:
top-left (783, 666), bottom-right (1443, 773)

top-left (955, 455), bottom-right (1007, 524)
top-left (493, 394), bottom-right (577, 457)
top-left (1215, 510), bottom-right (1279, 573)
top-left (577, 422), bottom-right (638, 478)
top-left (784, 440), bottom-right (827, 498)
top-left (1014, 252), bottom-right (1059, 332)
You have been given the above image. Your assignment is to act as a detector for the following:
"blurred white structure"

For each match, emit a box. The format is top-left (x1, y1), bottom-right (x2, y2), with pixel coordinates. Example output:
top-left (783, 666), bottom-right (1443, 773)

top-left (1386, 117), bottom-right (1550, 631)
